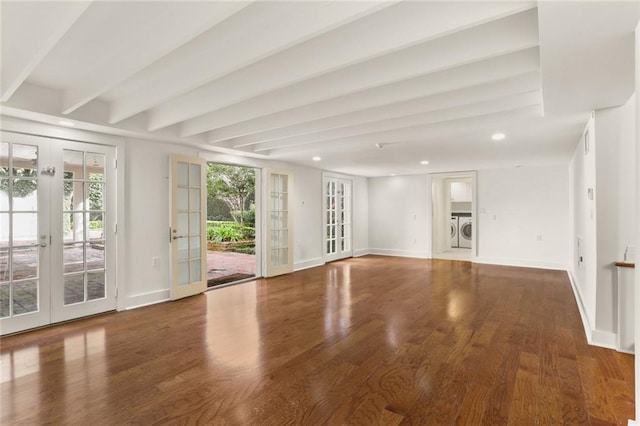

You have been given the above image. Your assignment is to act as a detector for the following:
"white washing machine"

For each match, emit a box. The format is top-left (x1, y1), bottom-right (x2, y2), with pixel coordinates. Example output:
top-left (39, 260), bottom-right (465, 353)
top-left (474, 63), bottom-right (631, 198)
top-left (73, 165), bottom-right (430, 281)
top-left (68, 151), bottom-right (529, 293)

top-left (450, 216), bottom-right (459, 248)
top-left (458, 216), bottom-right (472, 248)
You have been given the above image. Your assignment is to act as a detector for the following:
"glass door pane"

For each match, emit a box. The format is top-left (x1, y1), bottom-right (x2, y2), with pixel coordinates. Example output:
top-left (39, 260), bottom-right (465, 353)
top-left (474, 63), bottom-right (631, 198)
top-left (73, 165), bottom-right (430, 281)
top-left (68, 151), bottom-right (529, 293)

top-left (0, 135), bottom-right (50, 335)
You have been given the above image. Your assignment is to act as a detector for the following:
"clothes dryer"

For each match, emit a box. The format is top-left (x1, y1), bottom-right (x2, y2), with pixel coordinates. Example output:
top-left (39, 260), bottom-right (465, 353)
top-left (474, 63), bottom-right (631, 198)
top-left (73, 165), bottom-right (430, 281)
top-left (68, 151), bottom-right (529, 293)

top-left (458, 216), bottom-right (472, 248)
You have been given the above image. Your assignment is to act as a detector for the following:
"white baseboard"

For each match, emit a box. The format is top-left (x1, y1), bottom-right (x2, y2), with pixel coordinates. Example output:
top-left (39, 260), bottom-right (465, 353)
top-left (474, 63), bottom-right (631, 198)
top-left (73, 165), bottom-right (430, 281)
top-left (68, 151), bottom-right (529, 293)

top-left (591, 329), bottom-right (618, 350)
top-left (368, 248), bottom-right (430, 259)
top-left (473, 256), bottom-right (566, 270)
top-left (125, 289), bottom-right (170, 310)
top-left (294, 257), bottom-right (324, 272)
top-left (627, 419), bottom-right (637, 426)
top-left (567, 271), bottom-right (619, 350)
top-left (353, 248), bottom-right (370, 257)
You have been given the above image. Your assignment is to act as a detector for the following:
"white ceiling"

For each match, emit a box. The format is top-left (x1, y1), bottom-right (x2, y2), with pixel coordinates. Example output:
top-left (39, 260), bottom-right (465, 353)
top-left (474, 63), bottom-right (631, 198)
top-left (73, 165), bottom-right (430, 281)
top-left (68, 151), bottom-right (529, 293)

top-left (1, 1), bottom-right (638, 177)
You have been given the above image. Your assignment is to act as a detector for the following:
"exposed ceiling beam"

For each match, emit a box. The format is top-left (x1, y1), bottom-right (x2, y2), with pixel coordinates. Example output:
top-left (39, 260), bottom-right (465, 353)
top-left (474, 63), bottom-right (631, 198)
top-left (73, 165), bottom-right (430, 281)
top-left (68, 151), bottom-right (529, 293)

top-left (61, 1), bottom-right (252, 115)
top-left (149, 3), bottom-right (536, 132)
top-left (0, 1), bottom-right (91, 102)
top-left (255, 91), bottom-right (542, 152)
top-left (106, 1), bottom-right (394, 124)
top-left (206, 47), bottom-right (540, 144)
top-left (266, 104), bottom-right (544, 157)
top-left (231, 71), bottom-right (541, 148)
top-left (180, 9), bottom-right (539, 137)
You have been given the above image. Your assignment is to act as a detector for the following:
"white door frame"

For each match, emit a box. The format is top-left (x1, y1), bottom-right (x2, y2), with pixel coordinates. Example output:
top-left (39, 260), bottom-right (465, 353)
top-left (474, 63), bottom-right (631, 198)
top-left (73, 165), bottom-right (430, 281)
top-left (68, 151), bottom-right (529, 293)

top-left (427, 171), bottom-right (477, 259)
top-left (322, 172), bottom-right (353, 262)
top-left (0, 124), bottom-right (124, 334)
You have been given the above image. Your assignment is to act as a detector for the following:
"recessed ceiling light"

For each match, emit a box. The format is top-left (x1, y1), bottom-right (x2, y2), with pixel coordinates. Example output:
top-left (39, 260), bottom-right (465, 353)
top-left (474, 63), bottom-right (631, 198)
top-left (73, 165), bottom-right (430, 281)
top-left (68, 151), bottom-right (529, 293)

top-left (59, 120), bottom-right (75, 127)
top-left (492, 132), bottom-right (506, 141)
top-left (390, 173), bottom-right (397, 176)
top-left (420, 160), bottom-right (429, 165)
top-left (312, 156), bottom-right (321, 161)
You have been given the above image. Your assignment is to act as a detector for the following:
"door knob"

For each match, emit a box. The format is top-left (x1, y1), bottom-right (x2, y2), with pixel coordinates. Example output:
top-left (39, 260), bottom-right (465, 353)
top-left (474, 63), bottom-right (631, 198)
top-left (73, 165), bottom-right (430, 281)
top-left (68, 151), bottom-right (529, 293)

top-left (172, 235), bottom-right (185, 240)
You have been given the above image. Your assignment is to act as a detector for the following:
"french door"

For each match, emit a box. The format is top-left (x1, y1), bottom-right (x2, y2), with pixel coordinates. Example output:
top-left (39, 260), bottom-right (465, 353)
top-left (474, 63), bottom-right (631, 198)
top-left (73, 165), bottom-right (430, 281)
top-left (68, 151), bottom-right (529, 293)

top-left (266, 170), bottom-right (293, 277)
top-left (324, 176), bottom-right (352, 262)
top-left (1, 132), bottom-right (117, 335)
top-left (170, 155), bottom-right (207, 300)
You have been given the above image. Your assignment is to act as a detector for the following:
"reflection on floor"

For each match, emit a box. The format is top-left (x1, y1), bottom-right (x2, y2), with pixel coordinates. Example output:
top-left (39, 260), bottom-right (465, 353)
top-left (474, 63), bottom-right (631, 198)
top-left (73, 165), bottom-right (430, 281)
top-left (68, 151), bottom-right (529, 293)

top-left (433, 248), bottom-right (472, 261)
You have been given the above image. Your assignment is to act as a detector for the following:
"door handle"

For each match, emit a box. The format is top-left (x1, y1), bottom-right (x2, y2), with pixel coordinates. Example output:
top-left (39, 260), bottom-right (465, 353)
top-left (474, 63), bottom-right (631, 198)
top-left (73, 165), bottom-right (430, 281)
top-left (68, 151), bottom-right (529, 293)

top-left (40, 242), bottom-right (47, 247)
top-left (172, 235), bottom-right (185, 240)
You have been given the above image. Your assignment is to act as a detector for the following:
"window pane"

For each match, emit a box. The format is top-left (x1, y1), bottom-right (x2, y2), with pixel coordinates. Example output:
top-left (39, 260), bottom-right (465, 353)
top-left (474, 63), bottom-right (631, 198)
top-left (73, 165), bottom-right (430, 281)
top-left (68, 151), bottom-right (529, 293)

top-left (177, 212), bottom-right (188, 236)
top-left (87, 181), bottom-right (104, 211)
top-left (87, 242), bottom-right (104, 271)
top-left (189, 164), bottom-right (200, 187)
top-left (64, 274), bottom-right (85, 305)
top-left (189, 188), bottom-right (200, 211)
top-left (64, 150), bottom-right (84, 180)
top-left (177, 188), bottom-right (188, 211)
top-left (63, 212), bottom-right (84, 242)
top-left (12, 213), bottom-right (37, 245)
top-left (177, 237), bottom-right (188, 261)
top-left (64, 182), bottom-right (84, 212)
top-left (177, 162), bottom-right (188, 187)
top-left (178, 262), bottom-right (189, 286)
top-left (189, 236), bottom-right (200, 259)
top-left (0, 214), bottom-right (8, 248)
top-left (11, 179), bottom-right (37, 206)
top-left (0, 248), bottom-right (8, 281)
top-left (87, 153), bottom-right (105, 181)
top-left (189, 259), bottom-right (201, 282)
top-left (0, 282), bottom-right (9, 318)
top-left (87, 271), bottom-right (105, 301)
top-left (189, 212), bottom-right (200, 235)
top-left (12, 144), bottom-right (38, 176)
top-left (12, 246), bottom-right (37, 280)
top-left (13, 279), bottom-right (38, 315)
top-left (0, 142), bottom-right (8, 175)
top-left (64, 243), bottom-right (85, 273)
top-left (88, 212), bottom-right (104, 240)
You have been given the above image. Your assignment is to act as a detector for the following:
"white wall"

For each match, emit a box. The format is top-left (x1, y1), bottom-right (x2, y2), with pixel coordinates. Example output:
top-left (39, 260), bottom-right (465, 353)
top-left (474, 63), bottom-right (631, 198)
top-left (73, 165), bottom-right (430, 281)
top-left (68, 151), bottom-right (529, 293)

top-left (352, 176), bottom-right (369, 256)
top-left (594, 96), bottom-right (636, 333)
top-left (475, 166), bottom-right (570, 269)
top-left (569, 117), bottom-right (598, 332)
top-left (368, 175), bottom-right (431, 258)
top-left (569, 95), bottom-right (637, 349)
top-left (124, 139), bottom-right (199, 307)
top-left (368, 166), bottom-right (569, 269)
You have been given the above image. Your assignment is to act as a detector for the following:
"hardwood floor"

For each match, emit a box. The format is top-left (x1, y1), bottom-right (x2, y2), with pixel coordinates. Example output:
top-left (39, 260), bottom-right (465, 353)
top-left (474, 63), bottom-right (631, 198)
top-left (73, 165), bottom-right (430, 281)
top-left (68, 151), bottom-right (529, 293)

top-left (1, 256), bottom-right (634, 424)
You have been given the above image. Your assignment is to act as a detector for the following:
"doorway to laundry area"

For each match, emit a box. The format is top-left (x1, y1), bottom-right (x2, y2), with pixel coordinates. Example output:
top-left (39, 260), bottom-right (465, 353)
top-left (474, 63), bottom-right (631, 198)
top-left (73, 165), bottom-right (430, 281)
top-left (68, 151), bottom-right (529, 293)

top-left (430, 171), bottom-right (476, 261)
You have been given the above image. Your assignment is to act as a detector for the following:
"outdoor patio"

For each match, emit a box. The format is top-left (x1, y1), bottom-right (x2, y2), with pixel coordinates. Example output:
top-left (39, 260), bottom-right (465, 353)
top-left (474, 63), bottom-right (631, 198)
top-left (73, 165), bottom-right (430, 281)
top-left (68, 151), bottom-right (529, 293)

top-left (206, 250), bottom-right (255, 287)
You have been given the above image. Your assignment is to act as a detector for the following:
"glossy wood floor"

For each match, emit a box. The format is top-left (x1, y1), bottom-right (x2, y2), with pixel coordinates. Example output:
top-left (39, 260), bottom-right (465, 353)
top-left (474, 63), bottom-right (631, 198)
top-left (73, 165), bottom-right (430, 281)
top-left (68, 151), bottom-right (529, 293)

top-left (1, 256), bottom-right (634, 425)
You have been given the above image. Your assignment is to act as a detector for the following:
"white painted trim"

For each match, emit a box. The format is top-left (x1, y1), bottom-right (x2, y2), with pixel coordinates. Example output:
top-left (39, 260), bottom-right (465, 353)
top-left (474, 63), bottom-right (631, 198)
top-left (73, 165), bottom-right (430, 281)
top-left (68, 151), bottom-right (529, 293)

top-left (125, 290), bottom-right (171, 310)
top-left (591, 329), bottom-right (618, 350)
top-left (294, 257), bottom-right (324, 271)
top-left (567, 271), bottom-right (619, 350)
top-left (473, 256), bottom-right (566, 270)
top-left (353, 248), bottom-right (370, 257)
top-left (627, 419), bottom-right (637, 426)
top-left (368, 248), bottom-right (430, 259)
top-left (568, 271), bottom-right (593, 344)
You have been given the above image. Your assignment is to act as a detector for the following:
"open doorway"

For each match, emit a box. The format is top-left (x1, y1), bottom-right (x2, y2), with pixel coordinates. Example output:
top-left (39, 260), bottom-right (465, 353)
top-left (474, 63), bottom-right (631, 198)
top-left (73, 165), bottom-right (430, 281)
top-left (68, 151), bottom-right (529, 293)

top-left (430, 172), bottom-right (476, 262)
top-left (206, 163), bottom-right (257, 287)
